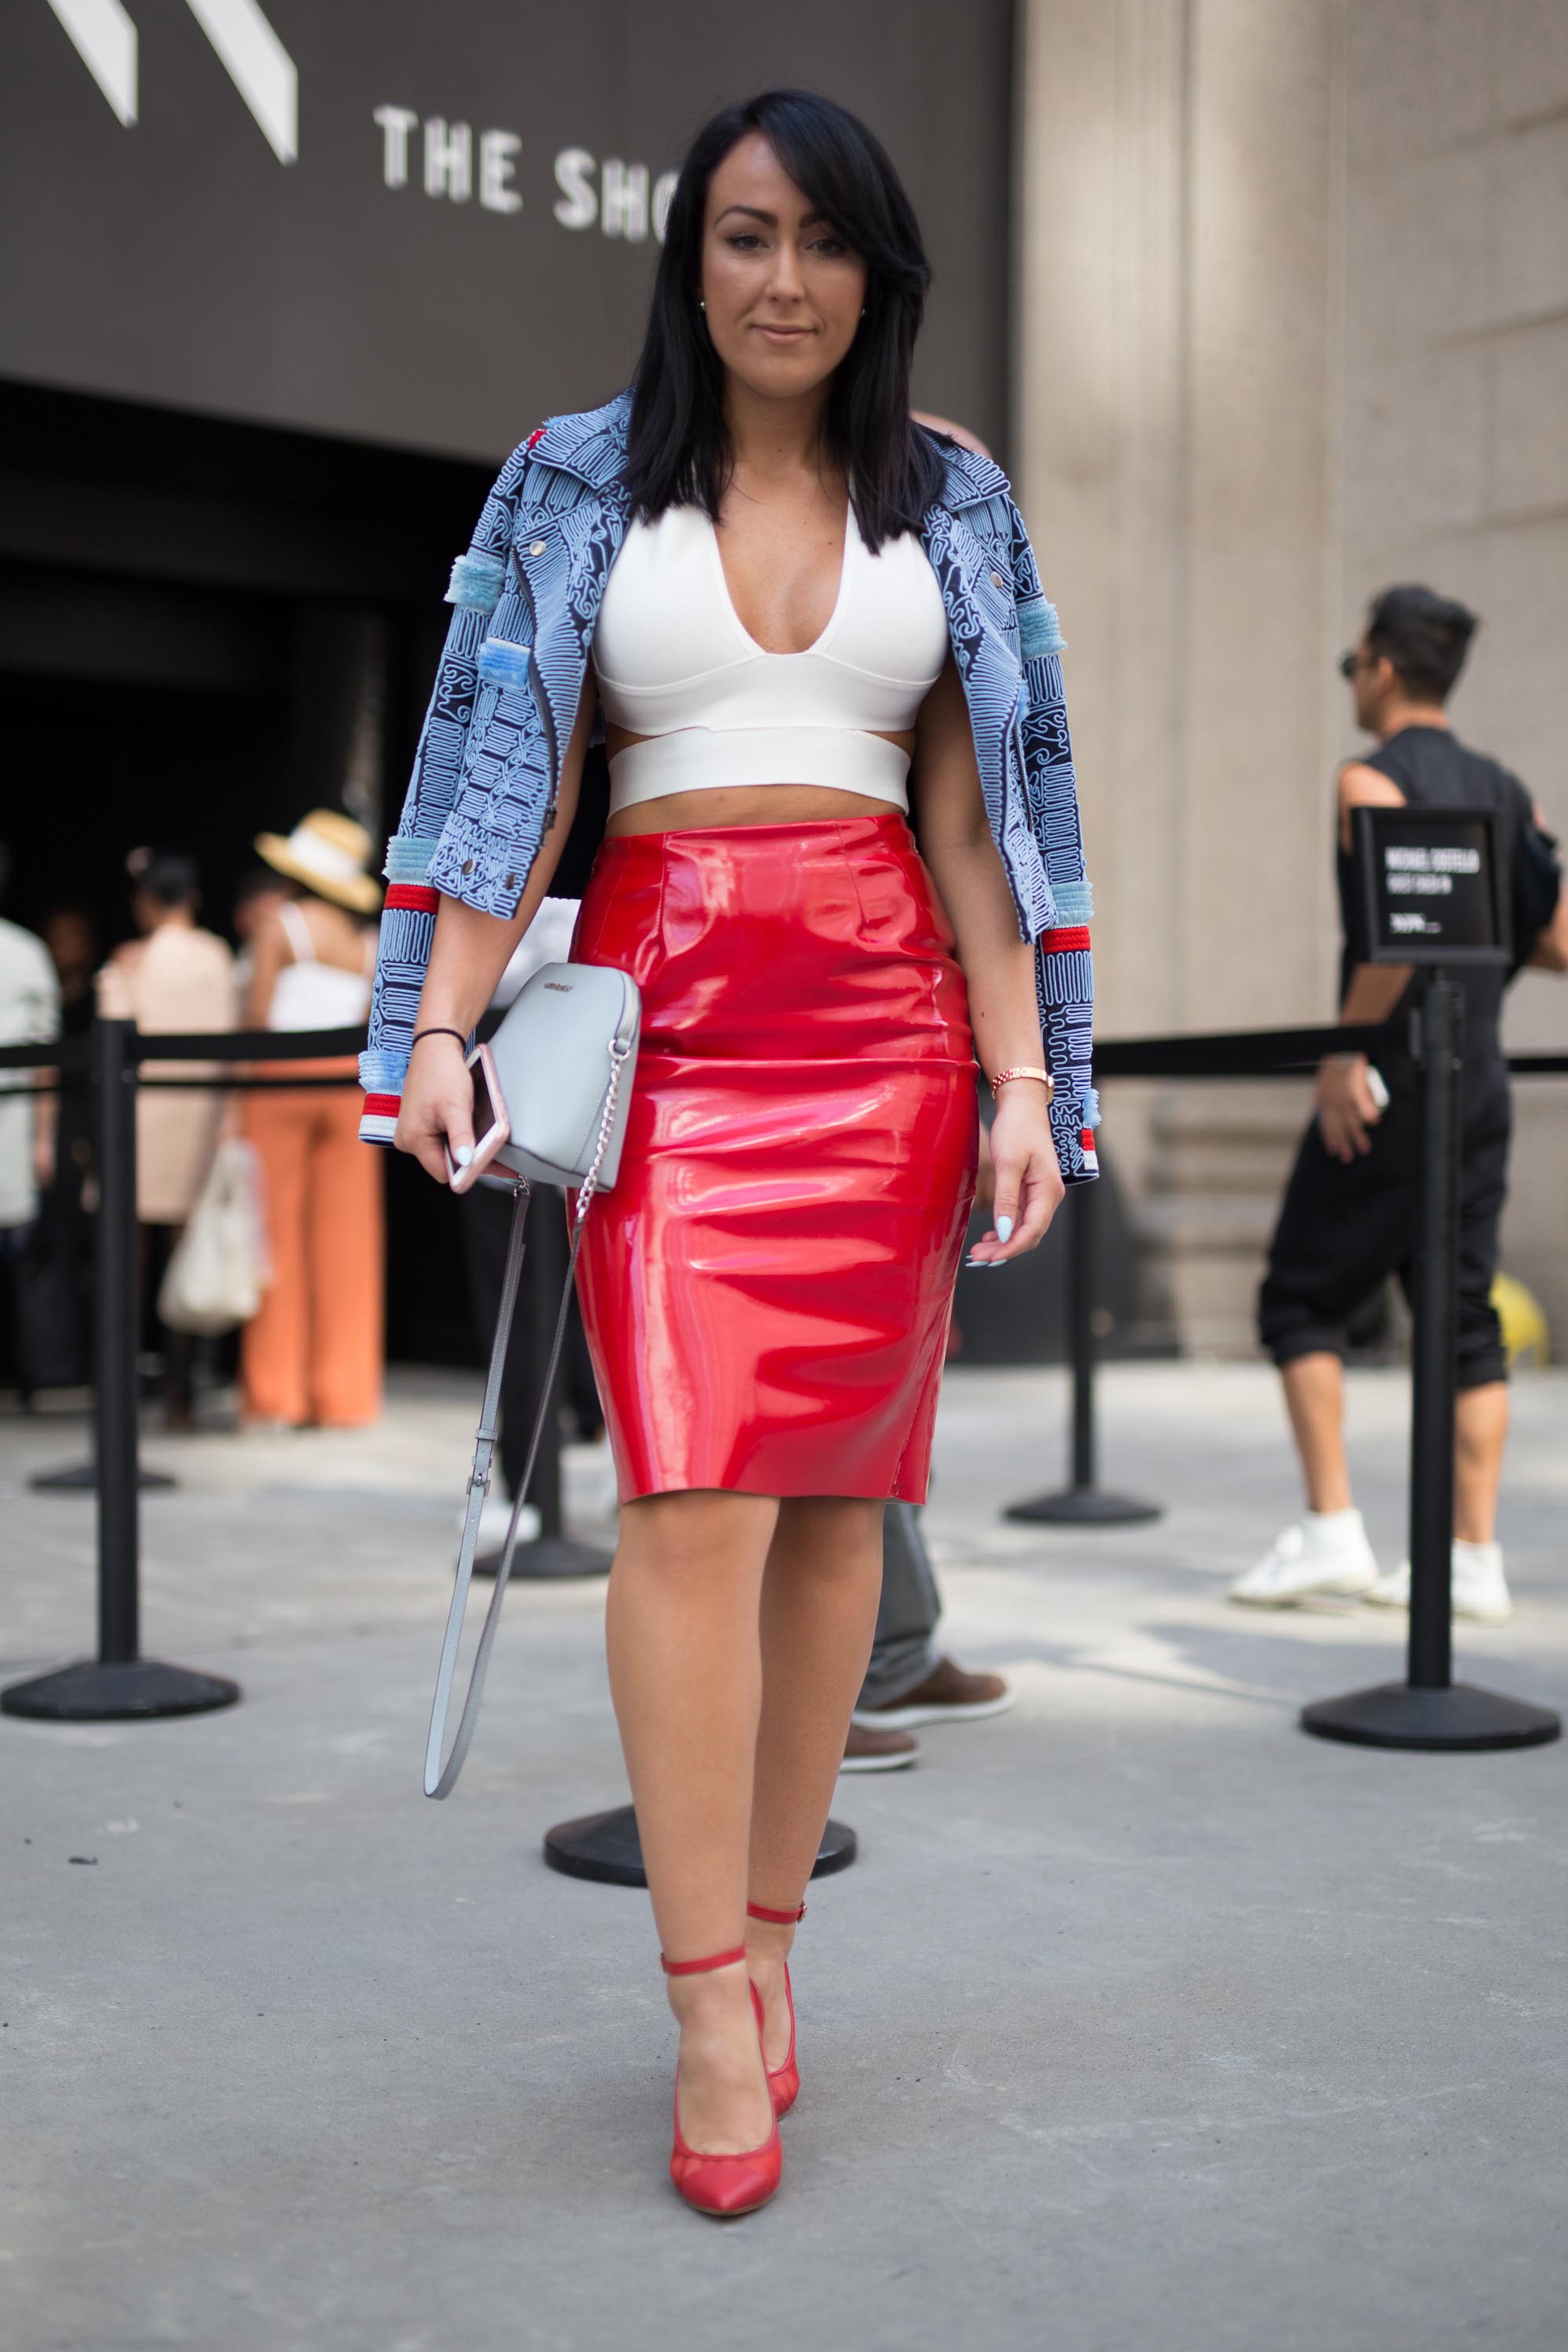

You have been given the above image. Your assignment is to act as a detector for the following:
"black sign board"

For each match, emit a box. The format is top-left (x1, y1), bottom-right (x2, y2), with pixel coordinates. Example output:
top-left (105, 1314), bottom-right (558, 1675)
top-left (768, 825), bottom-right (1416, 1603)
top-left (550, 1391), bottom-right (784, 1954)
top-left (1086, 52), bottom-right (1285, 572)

top-left (1354, 804), bottom-right (1510, 967)
top-left (1, 1), bottom-right (1012, 466)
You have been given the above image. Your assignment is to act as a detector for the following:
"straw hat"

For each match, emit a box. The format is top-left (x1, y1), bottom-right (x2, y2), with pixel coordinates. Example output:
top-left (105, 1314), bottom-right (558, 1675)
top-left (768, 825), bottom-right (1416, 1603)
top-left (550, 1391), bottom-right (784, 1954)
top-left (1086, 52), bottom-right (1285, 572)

top-left (254, 810), bottom-right (382, 915)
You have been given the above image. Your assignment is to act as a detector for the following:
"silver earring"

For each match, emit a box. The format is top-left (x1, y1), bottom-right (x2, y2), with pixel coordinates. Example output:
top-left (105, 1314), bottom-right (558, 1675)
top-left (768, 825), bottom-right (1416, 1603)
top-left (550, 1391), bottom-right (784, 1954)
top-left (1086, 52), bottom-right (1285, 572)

top-left (699, 299), bottom-right (706, 310)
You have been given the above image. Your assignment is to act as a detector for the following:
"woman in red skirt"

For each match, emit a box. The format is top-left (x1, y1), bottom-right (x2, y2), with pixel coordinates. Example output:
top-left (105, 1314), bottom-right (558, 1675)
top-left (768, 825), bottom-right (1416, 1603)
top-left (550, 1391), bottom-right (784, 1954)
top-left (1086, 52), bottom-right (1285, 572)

top-left (386, 90), bottom-right (1092, 2216)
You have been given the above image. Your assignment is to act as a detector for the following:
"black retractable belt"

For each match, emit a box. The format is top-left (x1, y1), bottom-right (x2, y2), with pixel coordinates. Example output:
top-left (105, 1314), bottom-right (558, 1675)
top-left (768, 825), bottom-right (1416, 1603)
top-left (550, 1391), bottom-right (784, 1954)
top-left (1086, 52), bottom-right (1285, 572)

top-left (1003, 1181), bottom-right (1161, 1526)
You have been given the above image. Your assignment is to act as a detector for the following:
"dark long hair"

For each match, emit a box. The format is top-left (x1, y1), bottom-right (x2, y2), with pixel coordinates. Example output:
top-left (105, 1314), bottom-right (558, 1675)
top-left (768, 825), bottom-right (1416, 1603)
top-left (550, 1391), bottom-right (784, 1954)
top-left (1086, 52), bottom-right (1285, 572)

top-left (624, 89), bottom-right (943, 551)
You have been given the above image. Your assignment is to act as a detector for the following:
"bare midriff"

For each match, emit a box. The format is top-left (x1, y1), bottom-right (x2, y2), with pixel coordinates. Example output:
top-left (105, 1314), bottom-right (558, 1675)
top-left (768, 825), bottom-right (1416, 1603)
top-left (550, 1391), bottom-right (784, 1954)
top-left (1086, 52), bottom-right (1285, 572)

top-left (601, 721), bottom-right (917, 837)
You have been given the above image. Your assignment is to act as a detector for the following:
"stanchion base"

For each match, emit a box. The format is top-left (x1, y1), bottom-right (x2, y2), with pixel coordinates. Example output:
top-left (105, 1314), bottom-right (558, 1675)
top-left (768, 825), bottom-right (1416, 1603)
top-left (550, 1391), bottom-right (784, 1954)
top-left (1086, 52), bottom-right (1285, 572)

top-left (543, 1803), bottom-right (858, 1889)
top-left (1301, 1680), bottom-right (1562, 1752)
top-left (29, 1461), bottom-right (176, 1493)
top-left (1004, 1486), bottom-right (1163, 1526)
top-left (0, 1657), bottom-right (241, 1721)
top-left (474, 1537), bottom-right (612, 1581)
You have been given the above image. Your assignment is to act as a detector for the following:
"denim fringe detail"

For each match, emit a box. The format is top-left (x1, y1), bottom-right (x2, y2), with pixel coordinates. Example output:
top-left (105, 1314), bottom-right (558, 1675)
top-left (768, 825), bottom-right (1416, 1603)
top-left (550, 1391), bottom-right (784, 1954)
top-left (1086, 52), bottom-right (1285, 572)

top-left (383, 834), bottom-right (444, 883)
top-left (445, 550), bottom-right (506, 614)
top-left (1049, 880), bottom-right (1094, 923)
top-left (477, 637), bottom-right (532, 688)
top-left (1018, 601), bottom-right (1065, 660)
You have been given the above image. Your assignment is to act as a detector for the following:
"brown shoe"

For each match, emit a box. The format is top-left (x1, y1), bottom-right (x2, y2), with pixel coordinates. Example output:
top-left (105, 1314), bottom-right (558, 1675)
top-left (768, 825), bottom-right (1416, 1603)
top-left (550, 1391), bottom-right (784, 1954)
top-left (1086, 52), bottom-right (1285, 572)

top-left (840, 1720), bottom-right (920, 1773)
top-left (852, 1657), bottom-right (1014, 1732)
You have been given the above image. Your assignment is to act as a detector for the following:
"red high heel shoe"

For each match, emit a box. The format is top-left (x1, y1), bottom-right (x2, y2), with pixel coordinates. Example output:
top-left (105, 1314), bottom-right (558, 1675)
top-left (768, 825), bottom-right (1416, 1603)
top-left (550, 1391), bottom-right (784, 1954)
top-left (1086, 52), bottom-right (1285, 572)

top-left (747, 1900), bottom-right (806, 2119)
top-left (662, 1945), bottom-right (782, 2218)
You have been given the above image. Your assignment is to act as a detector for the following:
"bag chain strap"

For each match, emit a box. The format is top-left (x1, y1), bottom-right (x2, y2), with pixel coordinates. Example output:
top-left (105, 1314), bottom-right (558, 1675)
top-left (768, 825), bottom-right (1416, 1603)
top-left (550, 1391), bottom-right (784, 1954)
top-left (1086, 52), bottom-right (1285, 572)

top-left (423, 1036), bottom-right (632, 1798)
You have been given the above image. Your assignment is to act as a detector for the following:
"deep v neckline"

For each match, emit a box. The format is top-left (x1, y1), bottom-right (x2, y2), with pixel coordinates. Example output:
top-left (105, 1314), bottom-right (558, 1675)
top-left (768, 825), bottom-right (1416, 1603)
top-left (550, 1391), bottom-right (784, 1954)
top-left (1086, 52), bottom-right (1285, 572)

top-left (706, 503), bottom-right (855, 660)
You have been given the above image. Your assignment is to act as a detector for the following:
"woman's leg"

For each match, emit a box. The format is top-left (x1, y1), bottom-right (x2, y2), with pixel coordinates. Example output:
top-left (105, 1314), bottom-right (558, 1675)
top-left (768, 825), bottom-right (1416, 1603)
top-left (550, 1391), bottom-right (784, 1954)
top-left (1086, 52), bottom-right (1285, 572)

top-left (305, 1085), bottom-right (384, 1427)
top-left (604, 1489), bottom-right (780, 2154)
top-left (241, 1091), bottom-right (310, 1426)
top-left (746, 1497), bottom-right (887, 2063)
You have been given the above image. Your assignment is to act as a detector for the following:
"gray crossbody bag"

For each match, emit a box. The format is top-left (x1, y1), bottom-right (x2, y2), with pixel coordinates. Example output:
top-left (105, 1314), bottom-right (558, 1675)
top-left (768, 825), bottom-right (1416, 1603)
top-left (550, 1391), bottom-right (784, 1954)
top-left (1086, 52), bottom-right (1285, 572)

top-left (424, 960), bottom-right (640, 1798)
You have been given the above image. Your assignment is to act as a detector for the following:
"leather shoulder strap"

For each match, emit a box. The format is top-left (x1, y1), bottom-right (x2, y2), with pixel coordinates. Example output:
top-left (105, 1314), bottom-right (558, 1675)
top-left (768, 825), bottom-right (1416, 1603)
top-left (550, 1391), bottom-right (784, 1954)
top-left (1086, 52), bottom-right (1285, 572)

top-left (424, 1025), bottom-right (631, 1798)
top-left (423, 1184), bottom-right (587, 1798)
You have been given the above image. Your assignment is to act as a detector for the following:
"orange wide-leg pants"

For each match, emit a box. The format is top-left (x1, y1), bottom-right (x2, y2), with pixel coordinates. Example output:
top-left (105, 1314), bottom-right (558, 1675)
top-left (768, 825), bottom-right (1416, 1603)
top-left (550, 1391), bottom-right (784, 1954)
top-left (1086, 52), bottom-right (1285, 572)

top-left (241, 1068), bottom-right (383, 1428)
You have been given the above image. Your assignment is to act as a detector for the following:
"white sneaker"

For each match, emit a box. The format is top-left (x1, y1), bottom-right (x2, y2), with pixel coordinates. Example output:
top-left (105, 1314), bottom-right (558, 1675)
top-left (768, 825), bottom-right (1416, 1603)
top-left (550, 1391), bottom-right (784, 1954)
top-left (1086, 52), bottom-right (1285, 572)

top-left (1366, 1541), bottom-right (1512, 1624)
top-left (1229, 1509), bottom-right (1379, 1606)
top-left (455, 1493), bottom-right (541, 1552)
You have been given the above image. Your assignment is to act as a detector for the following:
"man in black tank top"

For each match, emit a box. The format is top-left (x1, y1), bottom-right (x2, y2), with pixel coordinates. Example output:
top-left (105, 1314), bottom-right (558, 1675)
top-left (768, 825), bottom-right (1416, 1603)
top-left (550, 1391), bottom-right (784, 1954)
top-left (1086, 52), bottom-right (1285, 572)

top-left (1232, 585), bottom-right (1566, 1622)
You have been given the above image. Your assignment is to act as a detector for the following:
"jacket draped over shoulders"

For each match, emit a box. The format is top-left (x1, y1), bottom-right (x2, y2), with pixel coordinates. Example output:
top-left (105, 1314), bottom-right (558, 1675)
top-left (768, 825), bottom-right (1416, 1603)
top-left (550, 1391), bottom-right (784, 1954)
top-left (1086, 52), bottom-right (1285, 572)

top-left (360, 390), bottom-right (1099, 1183)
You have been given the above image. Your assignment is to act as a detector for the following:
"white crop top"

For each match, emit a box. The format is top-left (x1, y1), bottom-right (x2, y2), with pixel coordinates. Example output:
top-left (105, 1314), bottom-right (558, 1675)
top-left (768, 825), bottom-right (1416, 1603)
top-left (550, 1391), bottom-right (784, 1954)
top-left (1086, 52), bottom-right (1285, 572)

top-left (593, 503), bottom-right (949, 814)
top-left (268, 899), bottom-right (373, 1032)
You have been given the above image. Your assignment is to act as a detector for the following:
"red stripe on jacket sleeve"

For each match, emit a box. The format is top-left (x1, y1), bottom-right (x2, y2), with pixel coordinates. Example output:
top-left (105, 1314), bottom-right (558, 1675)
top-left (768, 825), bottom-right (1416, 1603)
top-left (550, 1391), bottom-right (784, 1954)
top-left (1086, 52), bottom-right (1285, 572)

top-left (363, 1094), bottom-right (402, 1120)
top-left (383, 884), bottom-right (439, 914)
top-left (1040, 926), bottom-right (1091, 954)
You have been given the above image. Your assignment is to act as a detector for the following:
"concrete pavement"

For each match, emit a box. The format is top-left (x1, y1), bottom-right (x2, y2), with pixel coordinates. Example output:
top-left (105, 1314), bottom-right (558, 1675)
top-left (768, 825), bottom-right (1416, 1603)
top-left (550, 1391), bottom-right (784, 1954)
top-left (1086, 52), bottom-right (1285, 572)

top-left (4, 1362), bottom-right (1566, 2351)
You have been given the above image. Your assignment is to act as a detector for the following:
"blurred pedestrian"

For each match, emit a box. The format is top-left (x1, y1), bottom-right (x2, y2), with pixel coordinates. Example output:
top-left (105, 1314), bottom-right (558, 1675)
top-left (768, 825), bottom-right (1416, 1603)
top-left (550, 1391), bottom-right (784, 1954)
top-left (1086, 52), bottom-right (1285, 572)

top-left (846, 1102), bottom-right (1014, 1773)
top-left (1234, 586), bottom-right (1566, 1621)
top-left (42, 905), bottom-right (100, 1024)
top-left (231, 866), bottom-right (289, 1000)
top-left (241, 811), bottom-right (383, 1428)
top-left (97, 850), bottom-right (238, 1423)
top-left (843, 1503), bottom-right (1014, 1769)
top-left (24, 906), bottom-right (102, 1390)
top-left (0, 846), bottom-right (61, 1396)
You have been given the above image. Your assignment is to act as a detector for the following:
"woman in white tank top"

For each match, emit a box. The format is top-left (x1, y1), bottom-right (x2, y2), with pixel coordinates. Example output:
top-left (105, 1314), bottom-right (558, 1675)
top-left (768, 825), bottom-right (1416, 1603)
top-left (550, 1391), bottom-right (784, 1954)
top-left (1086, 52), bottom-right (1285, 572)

top-left (265, 898), bottom-right (374, 1032)
top-left (241, 811), bottom-right (384, 1431)
top-left (391, 94), bottom-right (1073, 2217)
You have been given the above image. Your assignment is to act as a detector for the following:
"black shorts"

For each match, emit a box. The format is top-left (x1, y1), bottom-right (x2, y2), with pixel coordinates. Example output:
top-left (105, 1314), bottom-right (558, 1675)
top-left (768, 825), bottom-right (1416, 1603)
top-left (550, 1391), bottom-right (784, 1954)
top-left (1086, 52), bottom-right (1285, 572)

top-left (1258, 1061), bottom-right (1512, 1390)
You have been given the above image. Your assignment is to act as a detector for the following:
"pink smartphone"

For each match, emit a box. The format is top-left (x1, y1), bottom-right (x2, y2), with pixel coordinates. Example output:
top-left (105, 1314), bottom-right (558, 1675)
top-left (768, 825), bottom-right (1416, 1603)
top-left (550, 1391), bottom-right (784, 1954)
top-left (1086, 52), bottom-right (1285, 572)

top-left (445, 1042), bottom-right (511, 1192)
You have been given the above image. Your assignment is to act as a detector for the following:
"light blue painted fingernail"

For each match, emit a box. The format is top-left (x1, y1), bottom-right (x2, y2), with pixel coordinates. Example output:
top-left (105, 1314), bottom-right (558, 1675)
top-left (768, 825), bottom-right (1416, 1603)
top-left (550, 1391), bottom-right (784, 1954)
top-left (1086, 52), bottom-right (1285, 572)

top-left (996, 1214), bottom-right (1014, 1243)
top-left (455, 1144), bottom-right (474, 1167)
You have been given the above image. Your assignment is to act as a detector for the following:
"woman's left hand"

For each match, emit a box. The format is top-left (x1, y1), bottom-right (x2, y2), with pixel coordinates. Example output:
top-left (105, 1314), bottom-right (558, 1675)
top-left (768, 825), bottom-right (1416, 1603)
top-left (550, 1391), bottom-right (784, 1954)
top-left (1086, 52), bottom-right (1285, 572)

top-left (966, 1087), bottom-right (1065, 1266)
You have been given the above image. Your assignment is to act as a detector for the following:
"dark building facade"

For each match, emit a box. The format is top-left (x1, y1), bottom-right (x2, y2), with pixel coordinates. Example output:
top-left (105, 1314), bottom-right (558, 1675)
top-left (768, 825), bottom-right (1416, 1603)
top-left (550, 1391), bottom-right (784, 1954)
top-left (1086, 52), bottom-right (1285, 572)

top-left (2, 0), bottom-right (1013, 1355)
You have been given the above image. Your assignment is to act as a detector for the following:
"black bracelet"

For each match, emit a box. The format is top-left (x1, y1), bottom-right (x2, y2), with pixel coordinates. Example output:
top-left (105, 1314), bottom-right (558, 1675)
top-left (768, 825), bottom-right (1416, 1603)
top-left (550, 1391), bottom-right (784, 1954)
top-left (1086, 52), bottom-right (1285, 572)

top-left (411, 1026), bottom-right (469, 1052)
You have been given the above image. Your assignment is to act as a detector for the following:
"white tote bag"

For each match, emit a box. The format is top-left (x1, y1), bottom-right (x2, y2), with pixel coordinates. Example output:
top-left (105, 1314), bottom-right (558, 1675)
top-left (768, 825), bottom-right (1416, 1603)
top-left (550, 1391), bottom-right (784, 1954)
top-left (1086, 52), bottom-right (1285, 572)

top-left (158, 1138), bottom-right (271, 1336)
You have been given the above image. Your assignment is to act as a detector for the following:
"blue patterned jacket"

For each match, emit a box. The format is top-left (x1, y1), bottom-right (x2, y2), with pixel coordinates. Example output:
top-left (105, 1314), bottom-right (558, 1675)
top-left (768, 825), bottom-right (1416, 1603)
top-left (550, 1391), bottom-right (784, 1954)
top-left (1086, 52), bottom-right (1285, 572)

top-left (360, 392), bottom-right (1098, 1181)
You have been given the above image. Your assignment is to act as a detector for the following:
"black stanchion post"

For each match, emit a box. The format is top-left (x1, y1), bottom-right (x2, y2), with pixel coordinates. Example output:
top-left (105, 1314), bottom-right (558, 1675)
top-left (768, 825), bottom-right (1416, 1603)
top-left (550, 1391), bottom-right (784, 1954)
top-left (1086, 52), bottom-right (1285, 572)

top-left (1408, 975), bottom-right (1461, 1700)
top-left (475, 1186), bottom-right (612, 1582)
top-left (2, 1018), bottom-right (238, 1722)
top-left (1004, 1178), bottom-right (1162, 1526)
top-left (1302, 974), bottom-right (1559, 1751)
top-left (525, 1193), bottom-right (566, 1544)
top-left (96, 1014), bottom-right (141, 1667)
top-left (29, 1011), bottom-right (174, 1494)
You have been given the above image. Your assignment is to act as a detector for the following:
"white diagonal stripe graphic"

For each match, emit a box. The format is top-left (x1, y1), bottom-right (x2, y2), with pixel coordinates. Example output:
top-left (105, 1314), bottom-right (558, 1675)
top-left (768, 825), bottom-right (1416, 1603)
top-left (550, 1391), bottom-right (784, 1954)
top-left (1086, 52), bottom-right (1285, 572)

top-left (183, 0), bottom-right (297, 163)
top-left (45, 0), bottom-right (137, 125)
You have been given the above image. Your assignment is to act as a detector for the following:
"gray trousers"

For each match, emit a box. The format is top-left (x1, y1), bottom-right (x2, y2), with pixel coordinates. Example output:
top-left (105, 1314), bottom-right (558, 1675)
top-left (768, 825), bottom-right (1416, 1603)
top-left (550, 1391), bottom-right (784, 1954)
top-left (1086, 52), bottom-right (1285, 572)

top-left (858, 1502), bottom-right (942, 1708)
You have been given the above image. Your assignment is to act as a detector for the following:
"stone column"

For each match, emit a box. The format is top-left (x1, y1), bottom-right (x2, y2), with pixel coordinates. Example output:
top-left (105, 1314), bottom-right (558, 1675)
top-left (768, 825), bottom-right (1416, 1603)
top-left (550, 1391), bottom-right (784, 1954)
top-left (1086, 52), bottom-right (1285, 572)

top-left (1334, 0), bottom-right (1568, 1348)
top-left (1014, 0), bottom-right (1340, 1347)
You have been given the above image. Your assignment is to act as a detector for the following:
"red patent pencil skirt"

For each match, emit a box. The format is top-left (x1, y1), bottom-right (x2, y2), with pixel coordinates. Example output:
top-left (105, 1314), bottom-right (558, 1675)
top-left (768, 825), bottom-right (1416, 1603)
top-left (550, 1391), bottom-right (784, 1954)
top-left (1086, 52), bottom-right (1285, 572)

top-left (569, 812), bottom-right (978, 1504)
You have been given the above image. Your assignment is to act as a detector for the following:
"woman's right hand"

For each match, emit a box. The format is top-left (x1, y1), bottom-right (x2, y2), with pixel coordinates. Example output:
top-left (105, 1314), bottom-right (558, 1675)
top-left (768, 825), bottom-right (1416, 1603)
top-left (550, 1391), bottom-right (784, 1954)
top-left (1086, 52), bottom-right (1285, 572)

top-left (394, 1035), bottom-right (474, 1183)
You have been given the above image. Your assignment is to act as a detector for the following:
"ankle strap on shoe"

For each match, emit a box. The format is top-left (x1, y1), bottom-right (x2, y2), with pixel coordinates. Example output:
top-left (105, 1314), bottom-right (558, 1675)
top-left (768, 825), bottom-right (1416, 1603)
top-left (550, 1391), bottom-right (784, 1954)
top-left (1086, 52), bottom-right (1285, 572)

top-left (660, 1944), bottom-right (748, 1976)
top-left (746, 1900), bottom-right (807, 1925)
